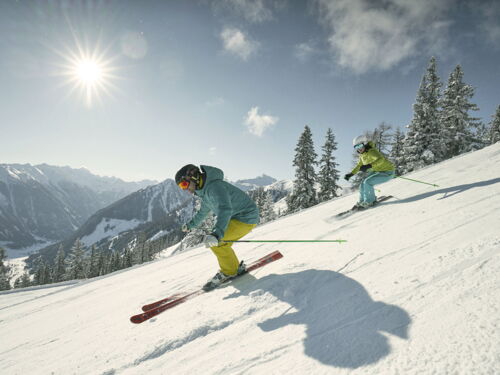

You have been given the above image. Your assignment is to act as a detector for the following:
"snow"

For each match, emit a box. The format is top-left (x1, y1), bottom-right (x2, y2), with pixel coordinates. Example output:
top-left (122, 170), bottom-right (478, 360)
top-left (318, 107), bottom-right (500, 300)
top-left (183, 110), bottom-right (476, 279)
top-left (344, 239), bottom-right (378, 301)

top-left (1, 144), bottom-right (500, 374)
top-left (80, 218), bottom-right (144, 247)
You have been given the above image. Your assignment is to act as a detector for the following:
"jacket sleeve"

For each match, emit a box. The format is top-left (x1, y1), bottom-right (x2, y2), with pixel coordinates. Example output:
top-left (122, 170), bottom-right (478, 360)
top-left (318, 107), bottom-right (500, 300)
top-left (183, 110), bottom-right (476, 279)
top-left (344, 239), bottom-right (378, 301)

top-left (187, 201), bottom-right (211, 229)
top-left (208, 183), bottom-right (233, 239)
top-left (351, 159), bottom-right (363, 175)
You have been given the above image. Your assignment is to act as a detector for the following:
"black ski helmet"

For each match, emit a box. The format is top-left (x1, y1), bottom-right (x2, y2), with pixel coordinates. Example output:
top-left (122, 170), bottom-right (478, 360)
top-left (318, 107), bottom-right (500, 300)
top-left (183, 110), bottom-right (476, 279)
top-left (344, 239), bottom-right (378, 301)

top-left (175, 164), bottom-right (201, 185)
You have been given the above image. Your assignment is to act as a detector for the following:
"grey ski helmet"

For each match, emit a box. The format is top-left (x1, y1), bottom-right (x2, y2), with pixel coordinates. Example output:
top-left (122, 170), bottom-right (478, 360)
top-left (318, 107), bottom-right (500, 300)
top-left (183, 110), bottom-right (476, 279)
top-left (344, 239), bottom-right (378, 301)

top-left (353, 135), bottom-right (369, 147)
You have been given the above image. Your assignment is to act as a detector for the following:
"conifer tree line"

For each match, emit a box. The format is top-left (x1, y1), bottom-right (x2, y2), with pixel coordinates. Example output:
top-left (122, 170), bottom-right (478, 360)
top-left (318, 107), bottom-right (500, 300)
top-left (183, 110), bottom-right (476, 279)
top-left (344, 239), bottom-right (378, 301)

top-left (1, 231), bottom-right (181, 290)
top-left (285, 57), bottom-right (499, 214)
top-left (287, 125), bottom-right (341, 213)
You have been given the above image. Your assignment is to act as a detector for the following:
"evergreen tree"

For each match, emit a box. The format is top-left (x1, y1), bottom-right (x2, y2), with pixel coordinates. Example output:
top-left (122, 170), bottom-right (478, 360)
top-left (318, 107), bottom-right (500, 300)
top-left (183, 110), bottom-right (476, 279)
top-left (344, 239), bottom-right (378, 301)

top-left (0, 247), bottom-right (11, 291)
top-left (15, 272), bottom-right (32, 288)
top-left (87, 245), bottom-right (101, 278)
top-left (372, 122), bottom-right (393, 155)
top-left (122, 246), bottom-right (134, 269)
top-left (318, 128), bottom-right (340, 202)
top-left (402, 57), bottom-right (444, 172)
top-left (287, 125), bottom-right (318, 213)
top-left (489, 105), bottom-right (500, 144)
top-left (52, 245), bottom-right (66, 283)
top-left (34, 259), bottom-right (51, 285)
top-left (260, 190), bottom-right (277, 223)
top-left (440, 64), bottom-right (481, 157)
top-left (65, 239), bottom-right (87, 280)
top-left (390, 127), bottom-right (406, 176)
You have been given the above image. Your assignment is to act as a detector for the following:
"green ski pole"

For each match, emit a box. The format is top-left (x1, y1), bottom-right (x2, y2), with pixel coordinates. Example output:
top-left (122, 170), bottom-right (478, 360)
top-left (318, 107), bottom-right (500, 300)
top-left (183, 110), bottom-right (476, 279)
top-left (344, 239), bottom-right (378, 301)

top-left (395, 176), bottom-right (439, 187)
top-left (222, 240), bottom-right (347, 244)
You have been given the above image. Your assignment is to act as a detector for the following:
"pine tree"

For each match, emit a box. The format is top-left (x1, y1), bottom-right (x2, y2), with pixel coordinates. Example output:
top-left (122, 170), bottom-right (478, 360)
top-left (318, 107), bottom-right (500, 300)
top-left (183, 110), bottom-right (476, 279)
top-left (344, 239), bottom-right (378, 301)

top-left (489, 105), bottom-right (500, 144)
top-left (87, 245), bottom-right (101, 278)
top-left (372, 122), bottom-right (393, 155)
top-left (0, 247), bottom-right (11, 291)
top-left (34, 259), bottom-right (51, 285)
top-left (122, 246), bottom-right (134, 269)
top-left (441, 64), bottom-right (481, 157)
top-left (52, 245), bottom-right (66, 283)
top-left (287, 125), bottom-right (318, 213)
top-left (65, 239), bottom-right (87, 280)
top-left (260, 190), bottom-right (277, 223)
top-left (390, 127), bottom-right (406, 176)
top-left (318, 128), bottom-right (340, 202)
top-left (15, 272), bottom-right (32, 288)
top-left (402, 57), bottom-right (444, 172)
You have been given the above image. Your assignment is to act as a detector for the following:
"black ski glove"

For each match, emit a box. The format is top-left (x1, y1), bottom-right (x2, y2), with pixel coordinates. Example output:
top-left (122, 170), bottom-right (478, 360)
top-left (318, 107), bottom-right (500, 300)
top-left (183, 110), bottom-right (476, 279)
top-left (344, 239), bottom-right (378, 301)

top-left (360, 164), bottom-right (372, 172)
top-left (344, 173), bottom-right (353, 181)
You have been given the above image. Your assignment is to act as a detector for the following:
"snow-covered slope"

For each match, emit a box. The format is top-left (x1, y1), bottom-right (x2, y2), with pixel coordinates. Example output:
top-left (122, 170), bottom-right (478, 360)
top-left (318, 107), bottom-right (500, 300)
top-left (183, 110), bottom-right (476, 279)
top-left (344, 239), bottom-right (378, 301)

top-left (1, 144), bottom-right (499, 374)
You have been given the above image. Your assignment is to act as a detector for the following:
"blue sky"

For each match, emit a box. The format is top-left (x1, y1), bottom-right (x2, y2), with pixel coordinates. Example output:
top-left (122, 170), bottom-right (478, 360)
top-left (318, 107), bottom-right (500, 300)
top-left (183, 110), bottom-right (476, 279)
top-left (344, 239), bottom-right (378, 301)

top-left (1, 0), bottom-right (499, 183)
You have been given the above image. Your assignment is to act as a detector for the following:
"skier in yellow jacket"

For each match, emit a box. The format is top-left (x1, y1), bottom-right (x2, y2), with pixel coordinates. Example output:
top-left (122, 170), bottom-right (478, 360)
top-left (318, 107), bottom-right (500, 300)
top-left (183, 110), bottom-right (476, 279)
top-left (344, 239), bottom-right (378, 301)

top-left (344, 135), bottom-right (395, 208)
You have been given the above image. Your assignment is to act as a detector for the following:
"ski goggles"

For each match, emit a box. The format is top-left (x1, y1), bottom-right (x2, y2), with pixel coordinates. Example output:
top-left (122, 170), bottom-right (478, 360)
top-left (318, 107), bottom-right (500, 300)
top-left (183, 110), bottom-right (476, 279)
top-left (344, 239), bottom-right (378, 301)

top-left (354, 143), bottom-right (365, 150)
top-left (178, 179), bottom-right (191, 190)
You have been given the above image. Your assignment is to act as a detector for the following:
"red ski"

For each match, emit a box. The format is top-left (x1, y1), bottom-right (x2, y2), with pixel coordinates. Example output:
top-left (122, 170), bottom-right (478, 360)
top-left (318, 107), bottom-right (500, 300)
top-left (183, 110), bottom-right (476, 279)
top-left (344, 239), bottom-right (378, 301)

top-left (130, 250), bottom-right (283, 324)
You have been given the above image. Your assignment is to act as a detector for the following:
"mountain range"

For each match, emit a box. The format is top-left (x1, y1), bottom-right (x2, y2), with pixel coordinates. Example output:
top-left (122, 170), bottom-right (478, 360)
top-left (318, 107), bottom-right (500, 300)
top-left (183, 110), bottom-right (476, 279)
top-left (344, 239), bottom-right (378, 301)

top-left (0, 164), bottom-right (156, 255)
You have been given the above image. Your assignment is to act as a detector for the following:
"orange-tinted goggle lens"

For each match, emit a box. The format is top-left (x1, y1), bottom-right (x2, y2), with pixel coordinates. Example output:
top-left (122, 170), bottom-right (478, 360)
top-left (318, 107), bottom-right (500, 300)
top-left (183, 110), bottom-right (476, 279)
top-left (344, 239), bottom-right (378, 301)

top-left (178, 180), bottom-right (190, 190)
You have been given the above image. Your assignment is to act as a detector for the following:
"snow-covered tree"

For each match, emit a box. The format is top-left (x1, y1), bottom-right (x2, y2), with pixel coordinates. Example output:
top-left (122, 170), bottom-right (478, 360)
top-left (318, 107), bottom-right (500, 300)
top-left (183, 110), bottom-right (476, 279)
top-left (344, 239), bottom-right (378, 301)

top-left (390, 127), bottom-right (406, 176)
top-left (65, 239), bottom-right (87, 280)
top-left (402, 57), bottom-right (444, 172)
top-left (14, 272), bottom-right (31, 288)
top-left (52, 245), bottom-right (66, 283)
top-left (318, 128), bottom-right (340, 202)
top-left (0, 247), bottom-right (11, 291)
top-left (489, 105), bottom-right (500, 144)
top-left (372, 122), bottom-right (393, 155)
top-left (440, 64), bottom-right (482, 157)
top-left (87, 245), bottom-right (101, 278)
top-left (33, 259), bottom-right (51, 285)
top-left (287, 125), bottom-right (318, 213)
top-left (260, 190), bottom-right (277, 223)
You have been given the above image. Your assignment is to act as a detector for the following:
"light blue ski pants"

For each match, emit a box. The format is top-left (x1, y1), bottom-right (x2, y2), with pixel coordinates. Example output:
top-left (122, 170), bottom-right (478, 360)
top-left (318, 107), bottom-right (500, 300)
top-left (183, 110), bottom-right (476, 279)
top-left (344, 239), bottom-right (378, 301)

top-left (359, 171), bottom-right (395, 204)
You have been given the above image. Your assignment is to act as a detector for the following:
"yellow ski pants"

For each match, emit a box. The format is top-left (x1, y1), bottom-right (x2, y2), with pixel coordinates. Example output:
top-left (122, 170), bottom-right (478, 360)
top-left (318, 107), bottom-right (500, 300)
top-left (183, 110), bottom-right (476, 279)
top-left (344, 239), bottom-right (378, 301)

top-left (210, 219), bottom-right (256, 276)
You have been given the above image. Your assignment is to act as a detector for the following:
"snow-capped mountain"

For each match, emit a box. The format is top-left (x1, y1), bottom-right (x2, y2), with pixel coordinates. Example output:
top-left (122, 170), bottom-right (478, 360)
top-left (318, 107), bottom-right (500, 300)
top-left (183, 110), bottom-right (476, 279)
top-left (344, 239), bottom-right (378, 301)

top-left (0, 164), bottom-right (156, 255)
top-left (27, 179), bottom-right (194, 266)
top-left (232, 174), bottom-right (277, 191)
top-left (1, 143), bottom-right (499, 374)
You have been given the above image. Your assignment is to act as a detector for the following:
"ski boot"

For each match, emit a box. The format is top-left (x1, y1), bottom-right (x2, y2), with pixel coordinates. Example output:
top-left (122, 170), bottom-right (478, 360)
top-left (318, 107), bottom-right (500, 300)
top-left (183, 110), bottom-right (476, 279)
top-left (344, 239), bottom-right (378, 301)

top-left (202, 270), bottom-right (232, 291)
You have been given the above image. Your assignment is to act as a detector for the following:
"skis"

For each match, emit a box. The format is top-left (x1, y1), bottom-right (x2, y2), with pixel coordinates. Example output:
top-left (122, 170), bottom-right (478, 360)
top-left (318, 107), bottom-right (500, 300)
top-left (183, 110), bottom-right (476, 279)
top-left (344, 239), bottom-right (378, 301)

top-left (335, 195), bottom-right (393, 219)
top-left (130, 250), bottom-right (283, 324)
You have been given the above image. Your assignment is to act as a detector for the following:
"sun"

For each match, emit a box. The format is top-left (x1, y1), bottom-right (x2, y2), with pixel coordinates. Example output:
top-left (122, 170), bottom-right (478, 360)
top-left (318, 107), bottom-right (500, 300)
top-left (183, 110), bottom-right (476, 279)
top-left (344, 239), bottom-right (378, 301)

top-left (57, 42), bottom-right (118, 107)
top-left (74, 59), bottom-right (103, 84)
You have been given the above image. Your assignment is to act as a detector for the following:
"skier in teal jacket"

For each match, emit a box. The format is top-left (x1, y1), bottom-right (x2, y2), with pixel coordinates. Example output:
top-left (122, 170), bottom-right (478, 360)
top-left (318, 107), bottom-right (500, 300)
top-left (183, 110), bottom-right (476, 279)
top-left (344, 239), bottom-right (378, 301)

top-left (175, 164), bottom-right (259, 290)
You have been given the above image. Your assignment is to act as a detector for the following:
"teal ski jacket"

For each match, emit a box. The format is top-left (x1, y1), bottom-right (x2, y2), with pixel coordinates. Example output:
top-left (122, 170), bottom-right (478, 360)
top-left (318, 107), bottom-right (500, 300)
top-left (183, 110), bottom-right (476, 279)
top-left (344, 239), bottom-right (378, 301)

top-left (187, 165), bottom-right (259, 239)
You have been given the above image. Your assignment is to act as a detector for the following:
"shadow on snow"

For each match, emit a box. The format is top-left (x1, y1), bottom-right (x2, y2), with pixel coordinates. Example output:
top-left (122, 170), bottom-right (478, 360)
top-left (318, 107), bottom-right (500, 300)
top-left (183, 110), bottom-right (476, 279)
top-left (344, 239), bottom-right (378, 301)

top-left (387, 177), bottom-right (500, 203)
top-left (226, 269), bottom-right (411, 369)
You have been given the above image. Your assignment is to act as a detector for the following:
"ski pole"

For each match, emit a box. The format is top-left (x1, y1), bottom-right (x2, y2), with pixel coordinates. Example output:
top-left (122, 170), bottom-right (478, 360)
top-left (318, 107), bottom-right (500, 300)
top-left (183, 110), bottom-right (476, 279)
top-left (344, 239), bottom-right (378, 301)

top-left (395, 176), bottom-right (439, 187)
top-left (222, 240), bottom-right (347, 244)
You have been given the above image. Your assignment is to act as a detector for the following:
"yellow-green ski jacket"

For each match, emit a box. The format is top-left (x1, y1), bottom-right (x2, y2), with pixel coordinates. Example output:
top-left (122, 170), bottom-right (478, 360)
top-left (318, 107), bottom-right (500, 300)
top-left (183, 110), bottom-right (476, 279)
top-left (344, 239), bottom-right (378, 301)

top-left (351, 141), bottom-right (395, 174)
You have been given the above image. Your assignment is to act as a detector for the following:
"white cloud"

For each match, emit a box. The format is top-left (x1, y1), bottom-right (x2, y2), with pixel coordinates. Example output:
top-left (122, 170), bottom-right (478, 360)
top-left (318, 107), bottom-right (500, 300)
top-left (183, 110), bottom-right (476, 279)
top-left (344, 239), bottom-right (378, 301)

top-left (244, 107), bottom-right (278, 137)
top-left (315, 0), bottom-right (453, 74)
top-left (209, 147), bottom-right (217, 155)
top-left (220, 27), bottom-right (259, 61)
top-left (478, 1), bottom-right (500, 47)
top-left (205, 97), bottom-right (226, 108)
top-left (214, 0), bottom-right (280, 23)
top-left (294, 41), bottom-right (319, 62)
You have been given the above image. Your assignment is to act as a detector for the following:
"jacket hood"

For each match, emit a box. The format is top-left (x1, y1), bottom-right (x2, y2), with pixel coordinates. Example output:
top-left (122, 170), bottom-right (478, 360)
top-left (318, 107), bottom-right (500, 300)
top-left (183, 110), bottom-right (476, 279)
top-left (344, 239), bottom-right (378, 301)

top-left (199, 165), bottom-right (224, 189)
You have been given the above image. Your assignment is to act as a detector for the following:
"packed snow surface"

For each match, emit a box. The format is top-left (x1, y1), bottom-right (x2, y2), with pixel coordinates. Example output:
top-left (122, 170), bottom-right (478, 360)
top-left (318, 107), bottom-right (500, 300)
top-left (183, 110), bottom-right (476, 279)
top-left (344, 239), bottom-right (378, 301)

top-left (1, 144), bottom-right (500, 374)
